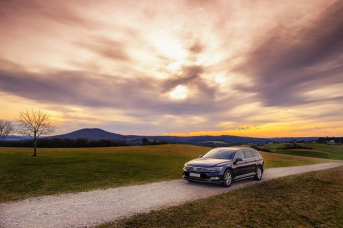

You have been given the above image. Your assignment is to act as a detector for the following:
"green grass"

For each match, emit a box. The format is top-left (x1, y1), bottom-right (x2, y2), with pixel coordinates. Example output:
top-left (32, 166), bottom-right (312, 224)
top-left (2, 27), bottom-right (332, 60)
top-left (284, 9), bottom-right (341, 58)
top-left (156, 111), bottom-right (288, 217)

top-left (0, 145), bottom-right (331, 202)
top-left (262, 143), bottom-right (343, 160)
top-left (98, 166), bottom-right (343, 228)
top-left (275, 150), bottom-right (331, 159)
top-left (0, 145), bottom-right (207, 202)
top-left (258, 151), bottom-right (330, 168)
top-left (310, 143), bottom-right (343, 154)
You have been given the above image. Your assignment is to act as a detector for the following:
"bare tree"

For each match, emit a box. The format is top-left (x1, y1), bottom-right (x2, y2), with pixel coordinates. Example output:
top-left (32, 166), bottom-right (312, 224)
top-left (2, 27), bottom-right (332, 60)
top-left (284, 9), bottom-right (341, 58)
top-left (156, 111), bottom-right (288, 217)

top-left (17, 109), bottom-right (55, 156)
top-left (0, 119), bottom-right (14, 145)
top-left (142, 137), bottom-right (149, 145)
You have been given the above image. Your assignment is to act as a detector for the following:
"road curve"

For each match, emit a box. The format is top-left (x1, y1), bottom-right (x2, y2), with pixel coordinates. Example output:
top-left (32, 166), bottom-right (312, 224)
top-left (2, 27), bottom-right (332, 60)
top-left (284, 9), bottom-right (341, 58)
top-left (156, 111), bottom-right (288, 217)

top-left (1, 162), bottom-right (342, 228)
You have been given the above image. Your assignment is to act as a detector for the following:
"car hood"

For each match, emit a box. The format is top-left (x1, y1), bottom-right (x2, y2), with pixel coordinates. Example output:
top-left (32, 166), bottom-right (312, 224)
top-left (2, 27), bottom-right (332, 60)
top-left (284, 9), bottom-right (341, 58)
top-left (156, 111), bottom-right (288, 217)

top-left (187, 158), bottom-right (232, 167)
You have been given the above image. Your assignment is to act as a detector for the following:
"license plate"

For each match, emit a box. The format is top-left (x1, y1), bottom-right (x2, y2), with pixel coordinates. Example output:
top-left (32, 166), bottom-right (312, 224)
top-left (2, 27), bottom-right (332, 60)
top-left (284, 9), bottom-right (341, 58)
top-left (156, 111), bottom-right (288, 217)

top-left (189, 173), bottom-right (200, 178)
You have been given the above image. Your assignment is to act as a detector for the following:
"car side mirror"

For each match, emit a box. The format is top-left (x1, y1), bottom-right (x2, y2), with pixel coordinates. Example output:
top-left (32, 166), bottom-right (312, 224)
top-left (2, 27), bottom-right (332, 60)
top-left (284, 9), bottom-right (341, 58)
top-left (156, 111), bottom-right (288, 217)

top-left (199, 155), bottom-right (203, 158)
top-left (236, 158), bottom-right (243, 162)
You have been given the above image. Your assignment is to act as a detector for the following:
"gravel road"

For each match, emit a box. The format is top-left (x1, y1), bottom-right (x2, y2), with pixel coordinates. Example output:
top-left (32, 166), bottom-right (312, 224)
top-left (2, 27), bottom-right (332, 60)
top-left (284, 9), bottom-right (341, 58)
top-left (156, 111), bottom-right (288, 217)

top-left (1, 162), bottom-right (342, 228)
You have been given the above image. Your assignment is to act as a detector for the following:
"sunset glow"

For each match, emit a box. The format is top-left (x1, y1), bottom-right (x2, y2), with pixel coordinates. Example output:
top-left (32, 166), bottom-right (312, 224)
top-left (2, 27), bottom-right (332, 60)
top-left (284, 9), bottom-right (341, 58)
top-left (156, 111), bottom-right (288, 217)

top-left (1, 0), bottom-right (342, 137)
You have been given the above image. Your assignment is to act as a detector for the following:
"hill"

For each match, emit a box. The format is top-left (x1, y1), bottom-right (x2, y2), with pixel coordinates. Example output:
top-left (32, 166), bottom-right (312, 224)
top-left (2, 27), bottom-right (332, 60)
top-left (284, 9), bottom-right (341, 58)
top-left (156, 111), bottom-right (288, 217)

top-left (4, 135), bottom-right (31, 141)
top-left (52, 128), bottom-right (126, 142)
top-left (7, 128), bottom-right (318, 145)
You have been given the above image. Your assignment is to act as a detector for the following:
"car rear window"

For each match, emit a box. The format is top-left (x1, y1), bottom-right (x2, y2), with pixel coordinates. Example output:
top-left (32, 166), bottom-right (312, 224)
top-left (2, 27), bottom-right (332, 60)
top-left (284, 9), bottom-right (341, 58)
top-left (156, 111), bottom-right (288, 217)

top-left (250, 149), bottom-right (259, 157)
top-left (243, 150), bottom-right (253, 158)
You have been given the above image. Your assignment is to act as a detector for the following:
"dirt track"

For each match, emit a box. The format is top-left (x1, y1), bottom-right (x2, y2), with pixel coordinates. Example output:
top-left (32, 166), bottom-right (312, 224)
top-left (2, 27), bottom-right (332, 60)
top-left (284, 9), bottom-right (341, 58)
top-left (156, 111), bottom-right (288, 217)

top-left (1, 162), bottom-right (342, 228)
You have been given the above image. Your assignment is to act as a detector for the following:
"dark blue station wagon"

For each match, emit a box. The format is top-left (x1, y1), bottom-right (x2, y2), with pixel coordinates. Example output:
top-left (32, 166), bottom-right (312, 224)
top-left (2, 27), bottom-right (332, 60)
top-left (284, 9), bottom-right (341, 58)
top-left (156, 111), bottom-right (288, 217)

top-left (182, 147), bottom-right (264, 187)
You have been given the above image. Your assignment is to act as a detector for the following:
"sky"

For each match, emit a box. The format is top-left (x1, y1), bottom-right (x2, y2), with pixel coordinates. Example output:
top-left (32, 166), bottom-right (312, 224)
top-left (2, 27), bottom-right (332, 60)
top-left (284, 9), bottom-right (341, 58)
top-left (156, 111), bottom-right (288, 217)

top-left (1, 0), bottom-right (343, 137)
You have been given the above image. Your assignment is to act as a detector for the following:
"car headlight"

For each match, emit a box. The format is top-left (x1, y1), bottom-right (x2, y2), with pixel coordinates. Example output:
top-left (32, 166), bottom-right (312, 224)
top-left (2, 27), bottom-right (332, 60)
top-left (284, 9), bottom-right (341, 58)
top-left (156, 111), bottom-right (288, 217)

top-left (183, 163), bottom-right (188, 170)
top-left (208, 167), bottom-right (223, 172)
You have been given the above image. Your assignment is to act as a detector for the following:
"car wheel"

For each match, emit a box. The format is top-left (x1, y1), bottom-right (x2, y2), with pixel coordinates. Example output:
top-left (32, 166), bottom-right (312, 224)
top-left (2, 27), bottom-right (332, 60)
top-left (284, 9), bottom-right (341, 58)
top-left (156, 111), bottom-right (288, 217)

top-left (222, 169), bottom-right (233, 187)
top-left (254, 166), bottom-right (262, 181)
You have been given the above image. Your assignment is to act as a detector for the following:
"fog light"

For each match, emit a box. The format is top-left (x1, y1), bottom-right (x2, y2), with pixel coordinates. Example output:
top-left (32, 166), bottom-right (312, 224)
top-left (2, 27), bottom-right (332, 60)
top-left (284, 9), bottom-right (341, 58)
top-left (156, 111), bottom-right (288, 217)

top-left (210, 177), bottom-right (220, 180)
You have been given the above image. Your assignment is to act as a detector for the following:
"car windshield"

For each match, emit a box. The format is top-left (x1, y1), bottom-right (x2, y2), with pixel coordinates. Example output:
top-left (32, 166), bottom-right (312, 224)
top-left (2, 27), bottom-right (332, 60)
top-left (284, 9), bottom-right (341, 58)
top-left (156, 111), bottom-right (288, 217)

top-left (202, 149), bottom-right (236, 159)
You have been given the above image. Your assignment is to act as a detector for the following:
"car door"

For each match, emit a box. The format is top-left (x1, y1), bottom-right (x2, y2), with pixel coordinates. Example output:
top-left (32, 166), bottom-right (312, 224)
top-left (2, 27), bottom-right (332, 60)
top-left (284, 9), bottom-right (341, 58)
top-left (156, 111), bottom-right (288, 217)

top-left (233, 150), bottom-right (247, 176)
top-left (243, 149), bottom-right (256, 174)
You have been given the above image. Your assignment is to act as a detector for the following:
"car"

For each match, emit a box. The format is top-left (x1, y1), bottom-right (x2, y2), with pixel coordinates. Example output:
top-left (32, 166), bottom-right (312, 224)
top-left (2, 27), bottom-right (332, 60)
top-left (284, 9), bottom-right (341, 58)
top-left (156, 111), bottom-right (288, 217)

top-left (182, 147), bottom-right (264, 187)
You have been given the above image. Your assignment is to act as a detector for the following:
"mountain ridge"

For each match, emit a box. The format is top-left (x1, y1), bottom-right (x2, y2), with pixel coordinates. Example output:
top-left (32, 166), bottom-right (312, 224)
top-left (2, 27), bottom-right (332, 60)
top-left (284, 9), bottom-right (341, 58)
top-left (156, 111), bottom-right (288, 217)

top-left (52, 128), bottom-right (126, 141)
top-left (50, 128), bottom-right (318, 145)
top-left (5, 128), bottom-right (319, 145)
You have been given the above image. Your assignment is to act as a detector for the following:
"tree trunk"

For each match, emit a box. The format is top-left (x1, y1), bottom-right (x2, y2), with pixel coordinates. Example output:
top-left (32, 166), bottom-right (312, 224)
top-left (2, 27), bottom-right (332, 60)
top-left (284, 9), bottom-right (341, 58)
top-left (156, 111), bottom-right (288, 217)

top-left (33, 131), bottom-right (37, 156)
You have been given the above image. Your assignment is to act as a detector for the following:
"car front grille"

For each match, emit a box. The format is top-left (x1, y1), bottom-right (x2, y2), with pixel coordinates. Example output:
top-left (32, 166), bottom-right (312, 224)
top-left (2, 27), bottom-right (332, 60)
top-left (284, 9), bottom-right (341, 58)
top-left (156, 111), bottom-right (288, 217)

top-left (186, 167), bottom-right (209, 172)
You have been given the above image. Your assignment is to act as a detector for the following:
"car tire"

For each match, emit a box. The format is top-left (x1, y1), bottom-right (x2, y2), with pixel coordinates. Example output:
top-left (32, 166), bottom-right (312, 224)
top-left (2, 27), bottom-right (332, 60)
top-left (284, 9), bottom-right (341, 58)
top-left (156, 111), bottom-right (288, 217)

top-left (222, 169), bottom-right (233, 187)
top-left (254, 166), bottom-right (263, 181)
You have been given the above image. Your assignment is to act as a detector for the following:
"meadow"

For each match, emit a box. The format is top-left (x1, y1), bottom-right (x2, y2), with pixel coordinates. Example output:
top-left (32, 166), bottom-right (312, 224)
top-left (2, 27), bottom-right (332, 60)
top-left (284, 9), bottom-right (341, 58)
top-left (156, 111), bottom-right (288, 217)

top-left (0, 144), bottom-right (332, 202)
top-left (262, 143), bottom-right (343, 160)
top-left (99, 166), bottom-right (343, 228)
top-left (96, 143), bottom-right (343, 228)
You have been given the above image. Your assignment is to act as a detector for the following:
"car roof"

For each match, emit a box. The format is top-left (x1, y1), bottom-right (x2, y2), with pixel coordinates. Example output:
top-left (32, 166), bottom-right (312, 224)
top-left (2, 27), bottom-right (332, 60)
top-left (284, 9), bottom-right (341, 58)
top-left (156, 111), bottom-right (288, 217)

top-left (214, 147), bottom-right (252, 150)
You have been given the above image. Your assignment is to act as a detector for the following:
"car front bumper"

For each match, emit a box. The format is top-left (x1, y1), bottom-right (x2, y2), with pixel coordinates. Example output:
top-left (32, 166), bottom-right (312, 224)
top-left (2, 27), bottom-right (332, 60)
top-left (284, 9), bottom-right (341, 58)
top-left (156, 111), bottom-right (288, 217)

top-left (182, 171), bottom-right (223, 184)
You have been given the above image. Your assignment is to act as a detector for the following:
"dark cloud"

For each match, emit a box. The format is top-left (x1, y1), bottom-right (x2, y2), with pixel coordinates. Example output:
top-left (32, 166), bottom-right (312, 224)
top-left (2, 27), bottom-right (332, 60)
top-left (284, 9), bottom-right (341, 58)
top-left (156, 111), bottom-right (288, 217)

top-left (189, 41), bottom-right (203, 54)
top-left (77, 37), bottom-right (132, 62)
top-left (162, 65), bottom-right (204, 91)
top-left (237, 0), bottom-right (343, 107)
top-left (0, 59), bottom-right (228, 117)
top-left (0, 58), bottom-right (26, 72)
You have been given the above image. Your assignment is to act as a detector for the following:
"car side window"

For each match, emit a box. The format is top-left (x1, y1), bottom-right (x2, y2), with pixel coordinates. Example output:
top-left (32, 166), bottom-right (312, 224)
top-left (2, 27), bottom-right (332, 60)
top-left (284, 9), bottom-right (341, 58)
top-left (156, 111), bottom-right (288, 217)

top-left (243, 150), bottom-right (253, 158)
top-left (235, 150), bottom-right (244, 160)
top-left (251, 149), bottom-right (258, 157)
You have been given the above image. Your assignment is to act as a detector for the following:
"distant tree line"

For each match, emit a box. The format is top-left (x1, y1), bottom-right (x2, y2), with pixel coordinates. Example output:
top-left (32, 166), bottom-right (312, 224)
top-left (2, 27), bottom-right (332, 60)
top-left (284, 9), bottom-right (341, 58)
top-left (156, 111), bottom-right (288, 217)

top-left (317, 137), bottom-right (343, 144)
top-left (141, 137), bottom-right (169, 146)
top-left (250, 144), bottom-right (272, 152)
top-left (276, 144), bottom-right (313, 150)
top-left (1, 138), bottom-right (128, 148)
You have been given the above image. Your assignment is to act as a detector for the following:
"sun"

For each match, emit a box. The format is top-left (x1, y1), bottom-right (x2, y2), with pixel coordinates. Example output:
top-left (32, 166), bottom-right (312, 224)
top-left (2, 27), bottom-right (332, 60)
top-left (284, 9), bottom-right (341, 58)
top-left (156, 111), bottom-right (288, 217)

top-left (153, 33), bottom-right (187, 61)
top-left (170, 85), bottom-right (187, 100)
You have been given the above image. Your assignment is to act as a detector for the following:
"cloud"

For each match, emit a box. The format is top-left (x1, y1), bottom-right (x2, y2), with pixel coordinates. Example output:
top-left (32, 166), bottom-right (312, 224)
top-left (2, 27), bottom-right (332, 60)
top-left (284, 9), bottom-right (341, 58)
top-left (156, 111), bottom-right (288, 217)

top-left (189, 41), bottom-right (203, 55)
top-left (77, 38), bottom-right (132, 62)
top-left (1, 0), bottom-right (343, 136)
top-left (235, 0), bottom-right (343, 107)
top-left (0, 0), bottom-right (93, 28)
top-left (162, 65), bottom-right (204, 90)
top-left (0, 59), bottom-right (224, 116)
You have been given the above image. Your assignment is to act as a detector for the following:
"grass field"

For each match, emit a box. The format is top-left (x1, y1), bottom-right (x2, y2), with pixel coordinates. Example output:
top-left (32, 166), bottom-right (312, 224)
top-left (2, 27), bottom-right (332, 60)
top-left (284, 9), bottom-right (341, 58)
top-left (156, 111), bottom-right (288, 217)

top-left (99, 166), bottom-right (343, 228)
top-left (0, 144), bottom-right (331, 202)
top-left (262, 143), bottom-right (343, 160)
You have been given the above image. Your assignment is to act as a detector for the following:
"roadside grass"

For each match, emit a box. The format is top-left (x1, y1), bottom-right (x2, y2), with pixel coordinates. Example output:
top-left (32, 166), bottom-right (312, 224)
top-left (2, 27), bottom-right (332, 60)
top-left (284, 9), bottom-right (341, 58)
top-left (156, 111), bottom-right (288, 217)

top-left (0, 145), bottom-right (206, 202)
top-left (98, 166), bottom-right (343, 228)
top-left (0, 145), bottom-right (331, 202)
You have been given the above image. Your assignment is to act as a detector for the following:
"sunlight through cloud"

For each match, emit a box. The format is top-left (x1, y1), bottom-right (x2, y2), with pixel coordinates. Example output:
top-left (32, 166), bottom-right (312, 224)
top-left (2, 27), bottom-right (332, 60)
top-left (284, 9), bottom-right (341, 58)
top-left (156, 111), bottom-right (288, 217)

top-left (170, 85), bottom-right (188, 100)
